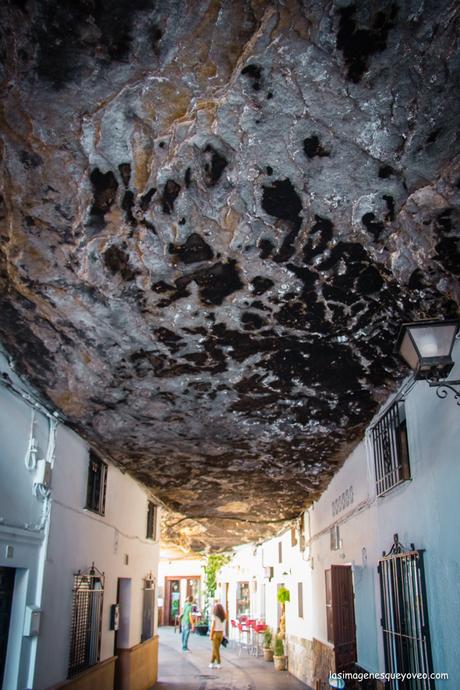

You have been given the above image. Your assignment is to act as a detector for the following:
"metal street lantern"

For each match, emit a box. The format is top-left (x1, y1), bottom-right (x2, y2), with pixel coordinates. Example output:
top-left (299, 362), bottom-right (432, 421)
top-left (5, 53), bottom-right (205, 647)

top-left (396, 319), bottom-right (460, 404)
top-left (396, 320), bottom-right (459, 378)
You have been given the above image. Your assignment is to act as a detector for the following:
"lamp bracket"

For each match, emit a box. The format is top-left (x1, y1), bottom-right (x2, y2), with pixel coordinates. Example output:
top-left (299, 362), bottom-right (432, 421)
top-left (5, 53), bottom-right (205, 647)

top-left (428, 379), bottom-right (460, 405)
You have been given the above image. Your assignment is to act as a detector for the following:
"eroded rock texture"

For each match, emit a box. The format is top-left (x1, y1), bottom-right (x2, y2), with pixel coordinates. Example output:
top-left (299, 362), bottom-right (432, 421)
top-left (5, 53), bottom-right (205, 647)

top-left (1, 0), bottom-right (459, 551)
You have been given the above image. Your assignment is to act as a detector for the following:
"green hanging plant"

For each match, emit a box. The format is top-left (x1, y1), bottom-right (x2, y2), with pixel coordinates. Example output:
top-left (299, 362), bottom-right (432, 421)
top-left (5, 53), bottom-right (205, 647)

top-left (277, 586), bottom-right (290, 604)
top-left (202, 553), bottom-right (231, 623)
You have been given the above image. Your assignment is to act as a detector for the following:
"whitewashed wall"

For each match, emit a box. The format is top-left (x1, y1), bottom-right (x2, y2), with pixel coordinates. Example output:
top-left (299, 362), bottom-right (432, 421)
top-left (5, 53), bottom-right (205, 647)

top-left (34, 424), bottom-right (161, 689)
top-left (219, 340), bottom-right (460, 689)
top-left (0, 351), bottom-right (52, 690)
top-left (0, 350), bottom-right (161, 690)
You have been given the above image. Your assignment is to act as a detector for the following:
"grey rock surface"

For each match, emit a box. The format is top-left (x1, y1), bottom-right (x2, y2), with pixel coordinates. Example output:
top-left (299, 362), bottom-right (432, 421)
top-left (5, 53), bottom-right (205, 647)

top-left (0, 0), bottom-right (459, 550)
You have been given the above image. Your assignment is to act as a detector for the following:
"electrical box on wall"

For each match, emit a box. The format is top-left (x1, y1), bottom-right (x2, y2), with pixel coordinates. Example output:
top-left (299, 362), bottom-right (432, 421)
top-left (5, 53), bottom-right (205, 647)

top-left (35, 459), bottom-right (52, 488)
top-left (23, 606), bottom-right (41, 637)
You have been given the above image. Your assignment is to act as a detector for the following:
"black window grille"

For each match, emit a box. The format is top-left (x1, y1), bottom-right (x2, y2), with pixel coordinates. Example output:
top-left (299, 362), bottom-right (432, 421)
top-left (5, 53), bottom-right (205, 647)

top-left (141, 576), bottom-right (156, 642)
top-left (68, 565), bottom-right (104, 678)
top-left (378, 536), bottom-right (434, 689)
top-left (146, 501), bottom-right (157, 540)
top-left (85, 452), bottom-right (107, 515)
top-left (371, 400), bottom-right (410, 496)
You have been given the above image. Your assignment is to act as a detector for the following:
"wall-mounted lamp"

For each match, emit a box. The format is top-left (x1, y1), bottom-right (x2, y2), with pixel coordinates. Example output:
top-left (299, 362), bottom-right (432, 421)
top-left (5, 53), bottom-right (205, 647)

top-left (396, 319), bottom-right (460, 403)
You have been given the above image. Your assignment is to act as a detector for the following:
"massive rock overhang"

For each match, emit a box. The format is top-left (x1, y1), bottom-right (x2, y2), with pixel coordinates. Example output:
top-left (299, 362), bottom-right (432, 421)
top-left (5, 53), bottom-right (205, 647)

top-left (0, 0), bottom-right (459, 551)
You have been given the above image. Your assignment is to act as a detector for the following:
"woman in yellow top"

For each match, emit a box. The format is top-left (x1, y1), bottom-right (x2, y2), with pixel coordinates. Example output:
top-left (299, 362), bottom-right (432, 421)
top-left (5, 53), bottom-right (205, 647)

top-left (209, 602), bottom-right (226, 669)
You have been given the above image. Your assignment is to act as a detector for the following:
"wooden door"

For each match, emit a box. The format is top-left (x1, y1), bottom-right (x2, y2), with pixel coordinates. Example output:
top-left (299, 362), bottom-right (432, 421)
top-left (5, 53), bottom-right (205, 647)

top-left (331, 565), bottom-right (357, 670)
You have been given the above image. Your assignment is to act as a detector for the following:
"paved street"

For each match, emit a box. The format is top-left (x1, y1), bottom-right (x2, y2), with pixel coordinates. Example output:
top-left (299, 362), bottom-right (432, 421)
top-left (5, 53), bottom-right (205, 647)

top-left (155, 627), bottom-right (311, 690)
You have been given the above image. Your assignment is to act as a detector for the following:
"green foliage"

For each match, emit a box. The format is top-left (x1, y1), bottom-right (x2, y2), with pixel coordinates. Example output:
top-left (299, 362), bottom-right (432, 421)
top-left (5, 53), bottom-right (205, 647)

top-left (274, 635), bottom-right (284, 656)
top-left (277, 586), bottom-right (290, 604)
top-left (263, 627), bottom-right (273, 648)
top-left (202, 553), bottom-right (231, 622)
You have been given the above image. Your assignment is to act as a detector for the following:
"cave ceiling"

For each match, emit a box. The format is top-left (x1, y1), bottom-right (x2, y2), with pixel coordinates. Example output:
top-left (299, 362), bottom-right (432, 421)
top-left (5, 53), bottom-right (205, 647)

top-left (0, 0), bottom-right (459, 551)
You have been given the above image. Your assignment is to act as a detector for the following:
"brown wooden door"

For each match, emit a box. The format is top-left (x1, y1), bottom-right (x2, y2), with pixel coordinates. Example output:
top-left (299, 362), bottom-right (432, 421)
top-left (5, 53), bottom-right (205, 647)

top-left (331, 565), bottom-right (357, 670)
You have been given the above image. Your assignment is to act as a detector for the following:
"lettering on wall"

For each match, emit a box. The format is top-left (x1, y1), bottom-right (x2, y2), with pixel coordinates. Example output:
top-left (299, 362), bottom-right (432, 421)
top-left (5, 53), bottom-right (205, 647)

top-left (331, 485), bottom-right (354, 517)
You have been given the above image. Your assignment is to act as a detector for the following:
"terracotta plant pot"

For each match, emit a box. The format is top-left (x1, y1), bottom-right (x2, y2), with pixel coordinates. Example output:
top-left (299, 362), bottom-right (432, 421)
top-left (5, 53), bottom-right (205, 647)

top-left (273, 655), bottom-right (286, 671)
top-left (263, 647), bottom-right (274, 662)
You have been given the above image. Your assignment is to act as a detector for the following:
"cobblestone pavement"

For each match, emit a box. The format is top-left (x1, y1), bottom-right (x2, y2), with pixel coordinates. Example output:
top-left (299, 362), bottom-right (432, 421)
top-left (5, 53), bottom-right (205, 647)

top-left (155, 627), bottom-right (311, 690)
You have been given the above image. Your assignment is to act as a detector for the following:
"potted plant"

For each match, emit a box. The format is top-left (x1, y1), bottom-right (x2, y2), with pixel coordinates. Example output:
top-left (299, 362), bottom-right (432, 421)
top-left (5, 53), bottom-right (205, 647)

top-left (195, 620), bottom-right (209, 636)
top-left (277, 586), bottom-right (290, 639)
top-left (262, 628), bottom-right (273, 661)
top-left (273, 635), bottom-right (286, 671)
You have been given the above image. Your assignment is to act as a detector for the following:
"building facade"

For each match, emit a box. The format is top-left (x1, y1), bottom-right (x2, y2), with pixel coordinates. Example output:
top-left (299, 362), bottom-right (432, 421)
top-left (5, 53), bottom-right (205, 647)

top-left (218, 341), bottom-right (460, 689)
top-left (157, 555), bottom-right (204, 627)
top-left (0, 350), bottom-right (161, 690)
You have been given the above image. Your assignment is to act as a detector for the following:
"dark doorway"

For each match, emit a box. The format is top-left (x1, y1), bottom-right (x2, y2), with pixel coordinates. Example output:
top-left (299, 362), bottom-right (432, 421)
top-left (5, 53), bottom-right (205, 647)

top-left (325, 565), bottom-right (357, 670)
top-left (0, 567), bottom-right (15, 688)
top-left (165, 579), bottom-right (180, 626)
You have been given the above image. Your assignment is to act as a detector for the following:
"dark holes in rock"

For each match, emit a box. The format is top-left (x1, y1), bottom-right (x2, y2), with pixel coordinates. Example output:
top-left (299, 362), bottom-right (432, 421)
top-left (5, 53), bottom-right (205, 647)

top-left (19, 150), bottom-right (43, 169)
top-left (184, 167), bottom-right (192, 188)
top-left (121, 191), bottom-right (136, 225)
top-left (241, 312), bottom-right (266, 331)
top-left (186, 260), bottom-right (244, 306)
top-left (103, 244), bottom-right (137, 281)
top-left (162, 179), bottom-right (181, 214)
top-left (408, 269), bottom-right (427, 290)
top-left (382, 194), bottom-right (395, 222)
top-left (241, 63), bottom-right (262, 90)
top-left (267, 91), bottom-right (273, 99)
top-left (203, 145), bottom-right (228, 187)
top-left (355, 266), bottom-right (384, 294)
top-left (259, 238), bottom-right (274, 260)
top-left (378, 164), bottom-right (395, 178)
top-left (262, 178), bottom-right (302, 224)
top-left (336, 3), bottom-right (399, 83)
top-left (149, 23), bottom-right (162, 51)
top-left (139, 187), bottom-right (156, 211)
top-left (179, 218), bottom-right (186, 225)
top-left (89, 168), bottom-right (118, 228)
top-left (266, 165), bottom-right (273, 176)
top-left (362, 212), bottom-right (384, 240)
top-left (118, 163), bottom-right (131, 187)
top-left (426, 128), bottom-right (441, 144)
top-left (303, 135), bottom-right (330, 159)
top-left (152, 281), bottom-right (174, 293)
top-left (251, 276), bottom-right (274, 295)
top-left (169, 233), bottom-right (214, 265)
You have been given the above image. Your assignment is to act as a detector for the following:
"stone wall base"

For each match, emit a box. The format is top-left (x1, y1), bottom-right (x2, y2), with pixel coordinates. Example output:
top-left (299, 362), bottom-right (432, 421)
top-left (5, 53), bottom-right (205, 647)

top-left (286, 634), bottom-right (335, 688)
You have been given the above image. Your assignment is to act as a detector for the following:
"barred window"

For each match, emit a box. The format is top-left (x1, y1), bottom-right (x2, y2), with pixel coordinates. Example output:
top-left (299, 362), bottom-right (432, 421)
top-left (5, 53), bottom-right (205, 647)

top-left (146, 501), bottom-right (158, 540)
top-left (85, 452), bottom-right (107, 515)
top-left (68, 566), bottom-right (104, 678)
top-left (371, 401), bottom-right (410, 496)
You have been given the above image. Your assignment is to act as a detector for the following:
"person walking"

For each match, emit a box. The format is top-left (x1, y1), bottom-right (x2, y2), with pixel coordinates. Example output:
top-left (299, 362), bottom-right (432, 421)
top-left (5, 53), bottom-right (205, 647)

top-left (180, 595), bottom-right (195, 652)
top-left (209, 602), bottom-right (226, 669)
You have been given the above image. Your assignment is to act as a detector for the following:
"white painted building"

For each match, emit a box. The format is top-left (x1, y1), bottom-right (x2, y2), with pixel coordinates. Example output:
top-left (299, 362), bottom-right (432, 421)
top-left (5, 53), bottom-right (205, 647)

top-left (157, 553), bottom-right (204, 626)
top-left (218, 340), bottom-right (460, 690)
top-left (0, 350), bottom-right (161, 690)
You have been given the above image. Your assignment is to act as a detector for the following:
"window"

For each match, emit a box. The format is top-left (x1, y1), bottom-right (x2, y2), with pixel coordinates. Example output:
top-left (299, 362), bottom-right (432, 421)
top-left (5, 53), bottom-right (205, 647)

top-left (85, 452), bottom-right (107, 515)
top-left (68, 566), bottom-right (104, 678)
top-left (278, 541), bottom-right (283, 563)
top-left (371, 400), bottom-right (410, 496)
top-left (378, 544), bottom-right (434, 687)
top-left (297, 582), bottom-right (303, 618)
top-left (236, 582), bottom-right (250, 617)
top-left (141, 577), bottom-right (155, 642)
top-left (146, 501), bottom-right (157, 540)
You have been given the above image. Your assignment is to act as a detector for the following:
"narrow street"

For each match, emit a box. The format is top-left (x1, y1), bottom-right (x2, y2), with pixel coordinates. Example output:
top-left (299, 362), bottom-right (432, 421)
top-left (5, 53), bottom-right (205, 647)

top-left (156, 627), bottom-right (311, 690)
